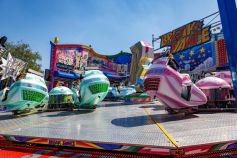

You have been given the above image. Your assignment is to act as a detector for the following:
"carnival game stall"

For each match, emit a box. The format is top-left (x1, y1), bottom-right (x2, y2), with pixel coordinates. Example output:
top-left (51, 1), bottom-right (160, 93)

top-left (49, 39), bottom-right (131, 91)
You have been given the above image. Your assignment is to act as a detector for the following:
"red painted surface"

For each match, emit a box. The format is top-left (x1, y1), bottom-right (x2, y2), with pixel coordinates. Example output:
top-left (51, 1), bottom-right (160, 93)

top-left (0, 141), bottom-right (157, 158)
top-left (217, 39), bottom-right (228, 67)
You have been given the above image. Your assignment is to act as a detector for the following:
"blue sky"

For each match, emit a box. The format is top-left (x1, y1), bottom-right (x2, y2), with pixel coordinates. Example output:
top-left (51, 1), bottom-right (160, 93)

top-left (0, 0), bottom-right (220, 70)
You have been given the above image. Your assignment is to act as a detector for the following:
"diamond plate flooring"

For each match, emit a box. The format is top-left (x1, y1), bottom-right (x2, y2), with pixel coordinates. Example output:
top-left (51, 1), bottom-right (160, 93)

top-left (0, 101), bottom-right (237, 147)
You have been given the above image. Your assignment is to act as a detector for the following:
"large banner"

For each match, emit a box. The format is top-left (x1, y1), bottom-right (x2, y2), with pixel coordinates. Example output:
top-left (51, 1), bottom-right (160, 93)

top-left (173, 42), bottom-right (215, 72)
top-left (160, 21), bottom-right (211, 54)
top-left (49, 42), bottom-right (132, 90)
top-left (55, 48), bottom-right (88, 73)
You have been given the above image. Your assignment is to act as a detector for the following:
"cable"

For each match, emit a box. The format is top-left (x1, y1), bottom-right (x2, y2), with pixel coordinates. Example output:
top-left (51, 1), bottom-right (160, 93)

top-left (152, 11), bottom-right (220, 50)
top-left (211, 23), bottom-right (222, 28)
top-left (209, 20), bottom-right (221, 26)
top-left (200, 11), bottom-right (219, 20)
top-left (204, 13), bottom-right (220, 27)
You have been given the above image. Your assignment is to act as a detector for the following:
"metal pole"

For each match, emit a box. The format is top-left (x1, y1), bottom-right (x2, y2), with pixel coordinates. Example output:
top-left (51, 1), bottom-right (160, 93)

top-left (217, 0), bottom-right (237, 106)
top-left (152, 34), bottom-right (155, 48)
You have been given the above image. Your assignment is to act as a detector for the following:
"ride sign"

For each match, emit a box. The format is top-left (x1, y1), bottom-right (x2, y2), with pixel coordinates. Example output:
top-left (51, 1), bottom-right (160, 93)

top-left (160, 21), bottom-right (211, 54)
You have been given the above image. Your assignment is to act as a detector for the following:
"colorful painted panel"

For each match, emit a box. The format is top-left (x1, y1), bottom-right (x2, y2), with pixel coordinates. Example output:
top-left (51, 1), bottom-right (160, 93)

top-left (173, 41), bottom-right (215, 72)
top-left (55, 48), bottom-right (88, 72)
top-left (0, 140), bottom-right (162, 157)
top-left (49, 42), bottom-right (132, 89)
top-left (160, 21), bottom-right (211, 53)
top-left (0, 135), bottom-right (171, 156)
top-left (216, 39), bottom-right (228, 67)
top-left (182, 141), bottom-right (237, 156)
top-left (2, 134), bottom-right (237, 156)
top-left (130, 41), bottom-right (154, 84)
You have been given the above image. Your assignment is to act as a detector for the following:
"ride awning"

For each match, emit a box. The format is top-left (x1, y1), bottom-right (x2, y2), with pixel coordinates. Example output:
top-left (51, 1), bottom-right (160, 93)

top-left (103, 72), bottom-right (129, 80)
top-left (54, 71), bottom-right (78, 79)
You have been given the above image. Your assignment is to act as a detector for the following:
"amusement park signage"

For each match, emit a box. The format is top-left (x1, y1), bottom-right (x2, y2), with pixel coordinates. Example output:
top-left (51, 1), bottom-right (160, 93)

top-left (56, 48), bottom-right (88, 72)
top-left (56, 49), bottom-right (74, 70)
top-left (160, 21), bottom-right (211, 54)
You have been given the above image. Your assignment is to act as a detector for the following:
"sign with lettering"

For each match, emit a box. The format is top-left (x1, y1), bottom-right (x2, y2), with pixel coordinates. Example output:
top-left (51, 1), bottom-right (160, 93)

top-left (160, 21), bottom-right (211, 54)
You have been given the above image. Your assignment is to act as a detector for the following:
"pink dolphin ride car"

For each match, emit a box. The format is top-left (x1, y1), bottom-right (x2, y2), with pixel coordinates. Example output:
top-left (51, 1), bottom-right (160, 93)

top-left (214, 71), bottom-right (233, 86)
top-left (195, 71), bottom-right (234, 108)
top-left (144, 57), bottom-right (207, 114)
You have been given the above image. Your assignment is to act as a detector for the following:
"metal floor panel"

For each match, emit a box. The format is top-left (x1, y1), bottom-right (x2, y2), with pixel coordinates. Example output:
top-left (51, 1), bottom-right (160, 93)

top-left (147, 106), bottom-right (237, 146)
top-left (0, 102), bottom-right (237, 148)
top-left (0, 102), bottom-right (173, 147)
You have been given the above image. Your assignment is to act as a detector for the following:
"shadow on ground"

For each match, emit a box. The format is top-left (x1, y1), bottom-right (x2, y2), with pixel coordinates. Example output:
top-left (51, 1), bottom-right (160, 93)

top-left (41, 110), bottom-right (93, 117)
top-left (98, 102), bottom-right (136, 108)
top-left (139, 104), bottom-right (165, 111)
top-left (0, 113), bottom-right (17, 120)
top-left (111, 113), bottom-right (198, 127)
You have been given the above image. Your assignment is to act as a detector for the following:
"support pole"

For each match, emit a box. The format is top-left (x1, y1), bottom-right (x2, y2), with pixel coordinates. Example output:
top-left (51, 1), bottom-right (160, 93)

top-left (217, 0), bottom-right (237, 106)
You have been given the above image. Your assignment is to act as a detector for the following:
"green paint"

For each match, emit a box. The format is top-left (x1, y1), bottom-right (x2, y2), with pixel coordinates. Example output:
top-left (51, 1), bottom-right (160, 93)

top-left (106, 51), bottom-right (131, 58)
top-left (89, 84), bottom-right (109, 94)
top-left (210, 143), bottom-right (227, 151)
top-left (125, 93), bottom-right (151, 99)
top-left (63, 95), bottom-right (73, 103)
top-left (49, 95), bottom-right (73, 104)
top-left (122, 146), bottom-right (142, 152)
top-left (22, 90), bottom-right (45, 103)
top-left (4, 136), bottom-right (14, 141)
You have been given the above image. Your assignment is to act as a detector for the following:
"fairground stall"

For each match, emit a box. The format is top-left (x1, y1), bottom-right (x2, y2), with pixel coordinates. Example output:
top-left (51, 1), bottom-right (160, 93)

top-left (49, 39), bottom-right (132, 90)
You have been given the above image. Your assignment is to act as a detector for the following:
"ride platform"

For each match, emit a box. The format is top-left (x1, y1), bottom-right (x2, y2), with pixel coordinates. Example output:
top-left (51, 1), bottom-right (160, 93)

top-left (0, 101), bottom-right (237, 157)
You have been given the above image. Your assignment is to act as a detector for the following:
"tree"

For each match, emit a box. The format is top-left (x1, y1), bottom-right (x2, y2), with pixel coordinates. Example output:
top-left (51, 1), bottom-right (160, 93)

top-left (2, 42), bottom-right (42, 72)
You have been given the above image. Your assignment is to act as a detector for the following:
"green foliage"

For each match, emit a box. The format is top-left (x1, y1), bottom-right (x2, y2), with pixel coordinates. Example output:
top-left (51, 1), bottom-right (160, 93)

top-left (2, 42), bottom-right (42, 72)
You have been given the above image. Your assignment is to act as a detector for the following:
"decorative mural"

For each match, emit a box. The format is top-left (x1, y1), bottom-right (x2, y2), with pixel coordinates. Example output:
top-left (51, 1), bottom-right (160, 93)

top-left (49, 42), bottom-right (132, 90)
top-left (129, 41), bottom-right (154, 84)
top-left (1, 134), bottom-right (237, 157)
top-left (160, 20), bottom-right (211, 54)
top-left (171, 38), bottom-right (229, 73)
top-left (158, 20), bottom-right (229, 74)
top-left (173, 41), bottom-right (215, 72)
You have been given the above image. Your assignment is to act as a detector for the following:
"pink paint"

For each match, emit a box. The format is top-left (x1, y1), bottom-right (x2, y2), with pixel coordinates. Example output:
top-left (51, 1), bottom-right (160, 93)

top-left (154, 60), bottom-right (167, 65)
top-left (191, 88), bottom-right (207, 102)
top-left (138, 147), bottom-right (170, 155)
top-left (157, 92), bottom-right (189, 108)
top-left (196, 76), bottom-right (231, 89)
top-left (214, 71), bottom-right (233, 86)
top-left (144, 57), bottom-right (207, 110)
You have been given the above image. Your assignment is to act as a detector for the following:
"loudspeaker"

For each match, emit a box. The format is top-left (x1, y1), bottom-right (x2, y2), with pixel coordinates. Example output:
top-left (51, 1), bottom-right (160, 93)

top-left (44, 69), bottom-right (51, 81)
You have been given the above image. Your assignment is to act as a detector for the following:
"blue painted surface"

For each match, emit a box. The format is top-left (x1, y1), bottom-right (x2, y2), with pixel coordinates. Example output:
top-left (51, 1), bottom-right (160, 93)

top-left (49, 41), bottom-right (55, 90)
top-left (174, 42), bottom-right (216, 71)
top-left (54, 71), bottom-right (79, 79)
top-left (218, 0), bottom-right (237, 106)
